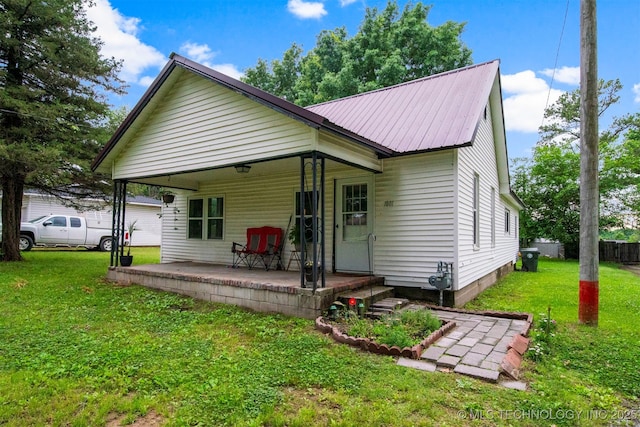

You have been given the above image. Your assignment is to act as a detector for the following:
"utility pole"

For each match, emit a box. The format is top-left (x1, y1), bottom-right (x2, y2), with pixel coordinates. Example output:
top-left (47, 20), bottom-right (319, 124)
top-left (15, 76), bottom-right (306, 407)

top-left (579, 0), bottom-right (599, 325)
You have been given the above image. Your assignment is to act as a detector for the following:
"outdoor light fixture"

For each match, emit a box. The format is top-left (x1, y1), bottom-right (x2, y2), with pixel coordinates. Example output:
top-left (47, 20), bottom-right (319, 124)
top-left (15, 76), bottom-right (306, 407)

top-left (235, 164), bottom-right (251, 174)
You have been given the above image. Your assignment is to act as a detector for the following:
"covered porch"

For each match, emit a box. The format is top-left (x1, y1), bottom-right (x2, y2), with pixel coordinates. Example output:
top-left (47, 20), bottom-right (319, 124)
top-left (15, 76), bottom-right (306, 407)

top-left (107, 261), bottom-right (386, 319)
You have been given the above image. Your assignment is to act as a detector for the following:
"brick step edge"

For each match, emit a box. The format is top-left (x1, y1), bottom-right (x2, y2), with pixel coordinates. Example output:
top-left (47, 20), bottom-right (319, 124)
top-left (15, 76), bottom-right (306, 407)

top-left (315, 316), bottom-right (456, 359)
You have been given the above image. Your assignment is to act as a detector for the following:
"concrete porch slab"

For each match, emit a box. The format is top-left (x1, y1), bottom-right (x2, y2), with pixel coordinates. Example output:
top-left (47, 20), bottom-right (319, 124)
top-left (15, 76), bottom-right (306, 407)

top-left (106, 262), bottom-right (385, 319)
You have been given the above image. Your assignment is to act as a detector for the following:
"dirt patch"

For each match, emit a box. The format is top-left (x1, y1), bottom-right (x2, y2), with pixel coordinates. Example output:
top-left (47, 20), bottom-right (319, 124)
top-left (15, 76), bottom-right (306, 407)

top-left (106, 411), bottom-right (164, 427)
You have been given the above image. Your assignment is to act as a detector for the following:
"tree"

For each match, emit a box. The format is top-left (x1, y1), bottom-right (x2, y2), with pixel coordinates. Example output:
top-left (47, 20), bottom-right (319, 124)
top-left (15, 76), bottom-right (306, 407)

top-left (242, 1), bottom-right (472, 106)
top-left (1, 0), bottom-right (124, 261)
top-left (513, 80), bottom-right (639, 258)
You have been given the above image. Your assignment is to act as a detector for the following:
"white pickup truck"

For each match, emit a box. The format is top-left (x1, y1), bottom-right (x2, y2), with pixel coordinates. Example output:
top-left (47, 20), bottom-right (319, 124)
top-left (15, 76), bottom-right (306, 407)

top-left (15, 214), bottom-right (115, 252)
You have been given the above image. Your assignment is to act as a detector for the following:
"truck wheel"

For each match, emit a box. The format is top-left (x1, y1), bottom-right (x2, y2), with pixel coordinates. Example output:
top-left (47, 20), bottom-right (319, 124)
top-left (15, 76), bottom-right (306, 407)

top-left (19, 235), bottom-right (34, 251)
top-left (99, 237), bottom-right (113, 252)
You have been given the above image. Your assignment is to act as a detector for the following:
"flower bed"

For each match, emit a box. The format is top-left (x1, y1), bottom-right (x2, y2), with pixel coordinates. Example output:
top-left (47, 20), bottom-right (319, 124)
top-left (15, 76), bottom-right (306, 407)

top-left (315, 315), bottom-right (456, 360)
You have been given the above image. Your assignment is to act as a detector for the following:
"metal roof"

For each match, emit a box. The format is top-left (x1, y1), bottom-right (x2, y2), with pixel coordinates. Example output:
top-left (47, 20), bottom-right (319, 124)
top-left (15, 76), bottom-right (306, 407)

top-left (306, 60), bottom-right (500, 153)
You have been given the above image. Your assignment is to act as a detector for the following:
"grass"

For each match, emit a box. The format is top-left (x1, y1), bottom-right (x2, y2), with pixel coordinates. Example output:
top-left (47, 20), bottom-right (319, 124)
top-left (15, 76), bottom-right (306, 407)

top-left (1, 249), bottom-right (639, 426)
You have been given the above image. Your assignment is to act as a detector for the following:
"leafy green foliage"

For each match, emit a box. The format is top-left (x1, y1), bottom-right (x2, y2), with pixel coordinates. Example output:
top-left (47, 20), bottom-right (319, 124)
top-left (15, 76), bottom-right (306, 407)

top-left (243, 1), bottom-right (472, 106)
top-left (341, 308), bottom-right (441, 348)
top-left (0, 0), bottom-right (124, 260)
top-left (513, 80), bottom-right (640, 256)
top-left (526, 309), bottom-right (557, 362)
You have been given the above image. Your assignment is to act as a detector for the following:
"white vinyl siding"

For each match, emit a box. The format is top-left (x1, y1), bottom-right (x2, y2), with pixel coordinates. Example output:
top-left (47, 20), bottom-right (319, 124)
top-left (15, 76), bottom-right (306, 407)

top-left (160, 165), bottom-right (358, 269)
top-left (456, 101), bottom-right (520, 289)
top-left (373, 151), bottom-right (456, 288)
top-left (113, 72), bottom-right (315, 179)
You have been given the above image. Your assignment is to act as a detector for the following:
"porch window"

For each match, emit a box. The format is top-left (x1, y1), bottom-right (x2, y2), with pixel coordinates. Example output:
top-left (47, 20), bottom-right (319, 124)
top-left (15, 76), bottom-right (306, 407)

top-left (188, 197), bottom-right (224, 240)
top-left (473, 173), bottom-right (480, 247)
top-left (207, 197), bottom-right (224, 239)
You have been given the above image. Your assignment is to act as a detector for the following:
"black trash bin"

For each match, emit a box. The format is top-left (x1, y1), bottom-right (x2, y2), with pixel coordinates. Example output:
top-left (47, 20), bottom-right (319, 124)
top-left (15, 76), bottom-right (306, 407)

top-left (520, 248), bottom-right (540, 272)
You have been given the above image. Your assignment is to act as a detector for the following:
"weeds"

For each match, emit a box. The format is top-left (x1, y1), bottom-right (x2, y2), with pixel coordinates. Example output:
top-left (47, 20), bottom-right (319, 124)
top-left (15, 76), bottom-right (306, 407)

top-left (527, 306), bottom-right (556, 361)
top-left (339, 308), bottom-right (441, 348)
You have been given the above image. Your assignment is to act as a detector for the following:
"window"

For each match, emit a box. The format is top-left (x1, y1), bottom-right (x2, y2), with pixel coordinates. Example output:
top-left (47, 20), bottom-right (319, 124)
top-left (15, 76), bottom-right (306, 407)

top-left (491, 187), bottom-right (496, 248)
top-left (295, 190), bottom-right (319, 216)
top-left (207, 197), bottom-right (224, 239)
top-left (473, 174), bottom-right (480, 247)
top-left (51, 216), bottom-right (67, 227)
top-left (188, 197), bottom-right (224, 239)
top-left (505, 208), bottom-right (510, 234)
top-left (342, 183), bottom-right (367, 241)
top-left (294, 190), bottom-right (321, 242)
top-left (70, 217), bottom-right (82, 228)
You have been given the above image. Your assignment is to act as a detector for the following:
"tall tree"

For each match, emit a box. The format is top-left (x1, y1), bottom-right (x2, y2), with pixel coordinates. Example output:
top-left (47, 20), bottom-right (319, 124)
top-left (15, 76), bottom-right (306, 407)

top-left (243, 0), bottom-right (472, 106)
top-left (513, 80), bottom-right (638, 258)
top-left (0, 0), bottom-right (124, 261)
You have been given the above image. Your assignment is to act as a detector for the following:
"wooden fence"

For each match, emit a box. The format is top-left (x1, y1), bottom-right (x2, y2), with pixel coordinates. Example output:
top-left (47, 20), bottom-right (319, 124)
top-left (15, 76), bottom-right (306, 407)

top-left (599, 241), bottom-right (640, 264)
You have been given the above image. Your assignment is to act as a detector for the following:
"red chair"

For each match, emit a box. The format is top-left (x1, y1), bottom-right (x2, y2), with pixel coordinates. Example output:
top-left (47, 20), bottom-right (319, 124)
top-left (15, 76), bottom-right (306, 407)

top-left (232, 226), bottom-right (283, 270)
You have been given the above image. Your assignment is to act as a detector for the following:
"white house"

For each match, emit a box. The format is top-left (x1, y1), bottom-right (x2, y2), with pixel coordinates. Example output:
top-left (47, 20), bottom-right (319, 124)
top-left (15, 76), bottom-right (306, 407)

top-left (92, 54), bottom-right (522, 306)
top-left (13, 191), bottom-right (162, 246)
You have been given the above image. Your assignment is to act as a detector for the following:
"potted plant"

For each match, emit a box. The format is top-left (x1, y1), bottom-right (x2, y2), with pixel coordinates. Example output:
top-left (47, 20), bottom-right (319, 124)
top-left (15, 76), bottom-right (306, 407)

top-left (162, 192), bottom-right (175, 205)
top-left (288, 221), bottom-right (302, 251)
top-left (304, 260), bottom-right (321, 284)
top-left (119, 220), bottom-right (137, 267)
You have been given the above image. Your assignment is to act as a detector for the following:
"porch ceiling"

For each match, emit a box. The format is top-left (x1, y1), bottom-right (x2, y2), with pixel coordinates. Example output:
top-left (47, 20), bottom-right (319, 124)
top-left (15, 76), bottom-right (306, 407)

top-left (126, 156), bottom-right (350, 191)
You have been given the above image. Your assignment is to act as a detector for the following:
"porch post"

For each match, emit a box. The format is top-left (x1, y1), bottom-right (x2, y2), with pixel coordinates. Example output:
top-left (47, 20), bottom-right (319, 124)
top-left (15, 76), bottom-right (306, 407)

top-left (311, 152), bottom-right (318, 292)
top-left (299, 156), bottom-right (306, 288)
top-left (119, 181), bottom-right (128, 260)
top-left (320, 155), bottom-right (326, 289)
top-left (110, 181), bottom-right (120, 267)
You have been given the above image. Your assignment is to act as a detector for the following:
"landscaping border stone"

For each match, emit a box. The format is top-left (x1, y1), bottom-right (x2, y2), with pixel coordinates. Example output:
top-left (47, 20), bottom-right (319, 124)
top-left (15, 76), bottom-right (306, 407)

top-left (315, 316), bottom-right (456, 359)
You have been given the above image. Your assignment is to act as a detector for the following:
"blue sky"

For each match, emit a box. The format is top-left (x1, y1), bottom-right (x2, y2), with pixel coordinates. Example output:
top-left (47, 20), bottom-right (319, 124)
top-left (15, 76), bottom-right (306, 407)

top-left (87, 0), bottom-right (640, 160)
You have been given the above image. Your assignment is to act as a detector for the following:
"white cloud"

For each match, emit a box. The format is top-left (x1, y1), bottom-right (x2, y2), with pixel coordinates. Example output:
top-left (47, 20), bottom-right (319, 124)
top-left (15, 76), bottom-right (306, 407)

top-left (179, 42), bottom-right (243, 80)
top-left (501, 70), bottom-right (564, 133)
top-left (138, 76), bottom-right (156, 87)
top-left (539, 66), bottom-right (580, 85)
top-left (340, 0), bottom-right (358, 6)
top-left (181, 42), bottom-right (215, 63)
top-left (211, 64), bottom-right (244, 80)
top-left (633, 83), bottom-right (640, 103)
top-left (287, 0), bottom-right (327, 19)
top-left (86, 0), bottom-right (166, 85)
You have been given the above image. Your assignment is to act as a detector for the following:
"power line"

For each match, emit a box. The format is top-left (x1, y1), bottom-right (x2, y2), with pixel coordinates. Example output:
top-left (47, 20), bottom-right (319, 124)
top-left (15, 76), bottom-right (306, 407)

top-left (541, 0), bottom-right (571, 129)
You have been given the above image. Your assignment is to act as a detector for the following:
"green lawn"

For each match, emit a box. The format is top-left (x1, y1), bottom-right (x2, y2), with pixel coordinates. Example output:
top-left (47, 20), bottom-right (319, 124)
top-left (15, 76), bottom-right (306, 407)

top-left (0, 249), bottom-right (638, 426)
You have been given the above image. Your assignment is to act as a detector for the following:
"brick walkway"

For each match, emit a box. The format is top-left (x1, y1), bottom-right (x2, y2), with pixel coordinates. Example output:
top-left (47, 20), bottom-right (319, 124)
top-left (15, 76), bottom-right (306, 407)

top-left (398, 305), bottom-right (530, 387)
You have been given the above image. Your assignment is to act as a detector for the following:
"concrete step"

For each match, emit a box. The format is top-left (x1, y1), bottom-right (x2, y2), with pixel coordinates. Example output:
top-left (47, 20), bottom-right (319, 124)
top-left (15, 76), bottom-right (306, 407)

top-left (335, 286), bottom-right (393, 311)
top-left (367, 297), bottom-right (410, 318)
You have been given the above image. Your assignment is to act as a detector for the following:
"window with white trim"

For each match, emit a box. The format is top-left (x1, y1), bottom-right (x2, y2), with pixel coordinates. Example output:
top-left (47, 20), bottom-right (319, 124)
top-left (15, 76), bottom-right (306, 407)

top-left (491, 187), bottom-right (496, 247)
top-left (188, 196), bottom-right (224, 239)
top-left (473, 173), bottom-right (480, 247)
top-left (504, 208), bottom-right (510, 234)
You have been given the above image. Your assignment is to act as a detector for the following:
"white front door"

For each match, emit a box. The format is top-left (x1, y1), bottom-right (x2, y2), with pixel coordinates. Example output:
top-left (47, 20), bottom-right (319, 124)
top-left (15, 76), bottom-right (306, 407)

top-left (335, 177), bottom-right (374, 273)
